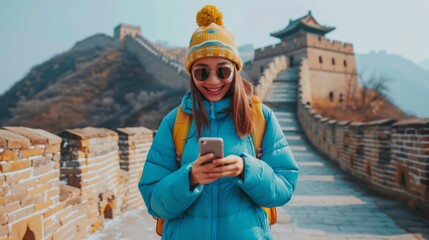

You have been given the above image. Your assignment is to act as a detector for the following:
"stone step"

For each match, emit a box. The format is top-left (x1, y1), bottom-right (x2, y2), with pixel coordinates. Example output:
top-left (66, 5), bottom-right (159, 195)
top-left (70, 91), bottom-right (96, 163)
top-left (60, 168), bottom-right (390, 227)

top-left (265, 95), bottom-right (297, 99)
top-left (284, 135), bottom-right (301, 140)
top-left (281, 126), bottom-right (302, 132)
top-left (265, 102), bottom-right (297, 111)
top-left (290, 145), bottom-right (307, 151)
top-left (278, 118), bottom-right (293, 123)
top-left (265, 98), bottom-right (296, 103)
top-left (269, 82), bottom-right (296, 86)
top-left (268, 86), bottom-right (297, 91)
top-left (268, 88), bottom-right (297, 92)
top-left (266, 92), bottom-right (297, 97)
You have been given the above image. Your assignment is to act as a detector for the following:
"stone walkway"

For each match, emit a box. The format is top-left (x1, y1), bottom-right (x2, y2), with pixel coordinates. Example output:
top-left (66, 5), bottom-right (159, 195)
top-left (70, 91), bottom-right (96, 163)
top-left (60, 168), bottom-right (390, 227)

top-left (267, 68), bottom-right (429, 240)
top-left (87, 68), bottom-right (429, 240)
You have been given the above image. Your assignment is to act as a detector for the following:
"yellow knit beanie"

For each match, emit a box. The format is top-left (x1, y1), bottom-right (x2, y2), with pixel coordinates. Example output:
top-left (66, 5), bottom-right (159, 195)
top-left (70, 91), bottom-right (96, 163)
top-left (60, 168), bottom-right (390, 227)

top-left (184, 5), bottom-right (242, 73)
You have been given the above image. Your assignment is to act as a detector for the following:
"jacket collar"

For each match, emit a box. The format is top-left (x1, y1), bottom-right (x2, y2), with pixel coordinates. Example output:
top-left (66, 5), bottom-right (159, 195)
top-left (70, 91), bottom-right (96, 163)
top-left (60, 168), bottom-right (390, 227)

top-left (180, 91), bottom-right (232, 120)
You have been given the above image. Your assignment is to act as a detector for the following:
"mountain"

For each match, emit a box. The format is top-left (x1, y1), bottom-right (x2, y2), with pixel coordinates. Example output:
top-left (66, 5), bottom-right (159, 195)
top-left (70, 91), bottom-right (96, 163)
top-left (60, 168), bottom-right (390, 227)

top-left (356, 51), bottom-right (429, 118)
top-left (419, 58), bottom-right (429, 71)
top-left (0, 34), bottom-right (187, 133)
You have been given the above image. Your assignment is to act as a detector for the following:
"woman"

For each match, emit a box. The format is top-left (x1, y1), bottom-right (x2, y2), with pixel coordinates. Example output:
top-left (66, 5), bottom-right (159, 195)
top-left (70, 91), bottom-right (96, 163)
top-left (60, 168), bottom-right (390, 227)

top-left (139, 5), bottom-right (299, 240)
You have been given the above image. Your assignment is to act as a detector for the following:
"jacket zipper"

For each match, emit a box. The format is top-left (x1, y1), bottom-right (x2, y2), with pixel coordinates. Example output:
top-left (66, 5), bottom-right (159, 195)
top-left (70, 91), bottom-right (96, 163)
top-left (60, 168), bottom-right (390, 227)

top-left (210, 102), bottom-right (218, 240)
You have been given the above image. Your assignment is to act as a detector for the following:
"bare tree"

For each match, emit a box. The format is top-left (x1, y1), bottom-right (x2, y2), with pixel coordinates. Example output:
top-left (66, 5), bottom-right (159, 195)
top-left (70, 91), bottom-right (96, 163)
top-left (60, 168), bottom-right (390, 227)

top-left (353, 67), bottom-right (392, 118)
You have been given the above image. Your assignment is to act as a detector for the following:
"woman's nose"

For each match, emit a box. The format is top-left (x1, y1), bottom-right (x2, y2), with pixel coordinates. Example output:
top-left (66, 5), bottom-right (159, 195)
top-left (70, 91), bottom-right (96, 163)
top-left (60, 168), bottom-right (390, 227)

top-left (205, 71), bottom-right (220, 84)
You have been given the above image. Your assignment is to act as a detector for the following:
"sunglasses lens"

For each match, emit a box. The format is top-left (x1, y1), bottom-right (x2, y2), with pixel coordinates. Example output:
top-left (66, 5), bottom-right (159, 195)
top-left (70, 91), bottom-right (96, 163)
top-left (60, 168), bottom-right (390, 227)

top-left (194, 68), bottom-right (210, 81)
top-left (193, 67), bottom-right (232, 81)
top-left (216, 67), bottom-right (232, 80)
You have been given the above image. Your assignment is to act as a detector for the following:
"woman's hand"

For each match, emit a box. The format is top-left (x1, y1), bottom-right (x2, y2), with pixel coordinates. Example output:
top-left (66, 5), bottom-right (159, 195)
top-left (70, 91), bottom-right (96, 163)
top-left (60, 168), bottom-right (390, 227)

top-left (189, 153), bottom-right (218, 186)
top-left (189, 154), bottom-right (244, 187)
top-left (207, 155), bottom-right (244, 178)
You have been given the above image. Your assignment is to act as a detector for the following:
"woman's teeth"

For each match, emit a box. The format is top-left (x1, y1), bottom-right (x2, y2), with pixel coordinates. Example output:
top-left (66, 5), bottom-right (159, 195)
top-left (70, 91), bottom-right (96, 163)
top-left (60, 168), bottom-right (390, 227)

top-left (207, 87), bottom-right (221, 92)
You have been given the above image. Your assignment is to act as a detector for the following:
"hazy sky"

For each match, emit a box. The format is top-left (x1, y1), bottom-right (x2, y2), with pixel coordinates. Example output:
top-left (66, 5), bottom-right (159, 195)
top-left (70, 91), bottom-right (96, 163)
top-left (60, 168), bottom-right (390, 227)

top-left (1, 0), bottom-right (428, 94)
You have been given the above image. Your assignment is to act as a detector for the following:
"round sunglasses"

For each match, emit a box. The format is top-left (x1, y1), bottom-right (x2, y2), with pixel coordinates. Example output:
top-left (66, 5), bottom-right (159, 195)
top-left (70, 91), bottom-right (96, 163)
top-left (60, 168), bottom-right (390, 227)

top-left (192, 67), bottom-right (234, 81)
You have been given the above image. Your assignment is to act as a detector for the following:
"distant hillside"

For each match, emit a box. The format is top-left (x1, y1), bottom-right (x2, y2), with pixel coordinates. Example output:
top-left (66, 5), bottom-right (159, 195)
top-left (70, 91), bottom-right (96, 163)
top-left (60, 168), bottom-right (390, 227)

top-left (158, 46), bottom-right (187, 64)
top-left (356, 51), bottom-right (429, 118)
top-left (0, 35), bottom-right (187, 133)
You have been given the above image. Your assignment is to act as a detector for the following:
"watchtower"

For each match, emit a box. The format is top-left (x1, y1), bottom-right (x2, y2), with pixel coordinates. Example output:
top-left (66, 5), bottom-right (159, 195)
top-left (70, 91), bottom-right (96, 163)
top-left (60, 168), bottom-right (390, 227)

top-left (114, 23), bottom-right (141, 41)
top-left (253, 11), bottom-right (358, 105)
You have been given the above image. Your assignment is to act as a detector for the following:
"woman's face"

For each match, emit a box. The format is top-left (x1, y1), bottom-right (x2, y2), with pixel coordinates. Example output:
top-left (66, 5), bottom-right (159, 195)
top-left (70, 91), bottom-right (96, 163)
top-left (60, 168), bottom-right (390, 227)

top-left (191, 57), bottom-right (235, 102)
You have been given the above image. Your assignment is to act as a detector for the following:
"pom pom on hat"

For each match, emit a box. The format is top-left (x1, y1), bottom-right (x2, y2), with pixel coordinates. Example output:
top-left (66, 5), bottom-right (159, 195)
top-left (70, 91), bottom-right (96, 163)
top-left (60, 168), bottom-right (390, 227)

top-left (196, 5), bottom-right (224, 27)
top-left (185, 5), bottom-right (242, 72)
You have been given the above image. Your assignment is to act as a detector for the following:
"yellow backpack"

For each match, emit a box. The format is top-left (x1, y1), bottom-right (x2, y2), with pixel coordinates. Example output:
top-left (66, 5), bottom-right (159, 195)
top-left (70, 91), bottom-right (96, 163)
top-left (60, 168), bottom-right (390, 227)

top-left (155, 95), bottom-right (277, 236)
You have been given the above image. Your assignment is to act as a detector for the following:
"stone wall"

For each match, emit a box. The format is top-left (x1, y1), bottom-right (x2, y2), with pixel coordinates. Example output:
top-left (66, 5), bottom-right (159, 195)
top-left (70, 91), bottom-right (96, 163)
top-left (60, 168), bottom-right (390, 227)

top-left (254, 34), bottom-right (307, 60)
top-left (307, 69), bottom-right (357, 106)
top-left (59, 127), bottom-right (123, 233)
top-left (243, 57), bottom-right (277, 84)
top-left (0, 126), bottom-right (153, 240)
top-left (254, 56), bottom-right (288, 100)
top-left (306, 34), bottom-right (353, 54)
top-left (124, 35), bottom-right (189, 90)
top-left (297, 59), bottom-right (429, 215)
top-left (0, 127), bottom-right (61, 240)
top-left (114, 24), bottom-right (141, 41)
top-left (254, 34), bottom-right (353, 61)
top-left (117, 127), bottom-right (153, 210)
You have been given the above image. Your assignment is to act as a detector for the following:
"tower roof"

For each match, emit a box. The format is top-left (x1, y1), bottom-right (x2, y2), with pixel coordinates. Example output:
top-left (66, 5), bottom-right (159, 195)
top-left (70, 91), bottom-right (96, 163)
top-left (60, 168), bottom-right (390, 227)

top-left (270, 11), bottom-right (335, 39)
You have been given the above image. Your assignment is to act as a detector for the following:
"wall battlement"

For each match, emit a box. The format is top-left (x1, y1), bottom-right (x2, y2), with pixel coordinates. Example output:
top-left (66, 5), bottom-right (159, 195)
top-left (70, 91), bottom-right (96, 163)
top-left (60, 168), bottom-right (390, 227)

top-left (0, 126), bottom-right (153, 240)
top-left (254, 34), bottom-right (353, 60)
top-left (297, 59), bottom-right (429, 215)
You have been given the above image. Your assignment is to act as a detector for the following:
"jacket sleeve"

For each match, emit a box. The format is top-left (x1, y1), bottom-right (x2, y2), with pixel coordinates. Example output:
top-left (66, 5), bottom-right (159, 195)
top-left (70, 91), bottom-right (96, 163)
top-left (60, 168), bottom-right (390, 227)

top-left (138, 108), bottom-right (204, 219)
top-left (236, 105), bottom-right (299, 207)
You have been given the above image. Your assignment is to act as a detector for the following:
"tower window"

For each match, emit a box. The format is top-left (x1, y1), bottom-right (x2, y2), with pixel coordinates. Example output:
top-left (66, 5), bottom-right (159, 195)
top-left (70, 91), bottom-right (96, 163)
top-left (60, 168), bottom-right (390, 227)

top-left (332, 58), bottom-right (336, 65)
top-left (343, 60), bottom-right (347, 67)
top-left (319, 56), bottom-right (323, 64)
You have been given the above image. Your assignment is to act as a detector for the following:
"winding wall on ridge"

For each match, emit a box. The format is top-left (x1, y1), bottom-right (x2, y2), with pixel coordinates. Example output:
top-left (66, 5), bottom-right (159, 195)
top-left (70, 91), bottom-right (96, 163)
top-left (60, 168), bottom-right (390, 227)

top-left (296, 58), bottom-right (429, 214)
top-left (124, 35), bottom-right (189, 90)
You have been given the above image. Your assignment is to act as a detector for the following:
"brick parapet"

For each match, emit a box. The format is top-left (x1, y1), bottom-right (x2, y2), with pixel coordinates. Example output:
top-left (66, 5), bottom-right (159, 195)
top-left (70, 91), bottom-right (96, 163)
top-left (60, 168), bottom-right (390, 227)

top-left (391, 119), bottom-right (429, 208)
top-left (0, 127), bottom-right (62, 239)
top-left (117, 127), bottom-right (153, 210)
top-left (254, 56), bottom-right (288, 100)
top-left (59, 127), bottom-right (122, 234)
top-left (0, 125), bottom-right (155, 239)
top-left (254, 34), bottom-right (353, 60)
top-left (297, 59), bottom-right (429, 215)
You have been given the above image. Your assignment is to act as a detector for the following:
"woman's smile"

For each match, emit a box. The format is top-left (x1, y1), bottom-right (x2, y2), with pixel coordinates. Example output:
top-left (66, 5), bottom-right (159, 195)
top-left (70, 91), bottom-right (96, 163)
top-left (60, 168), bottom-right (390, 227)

top-left (192, 57), bottom-right (234, 102)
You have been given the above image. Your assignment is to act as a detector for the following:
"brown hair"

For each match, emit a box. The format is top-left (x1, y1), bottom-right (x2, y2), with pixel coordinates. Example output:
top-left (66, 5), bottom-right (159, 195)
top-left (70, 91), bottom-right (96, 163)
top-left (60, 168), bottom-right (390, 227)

top-left (190, 67), bottom-right (255, 138)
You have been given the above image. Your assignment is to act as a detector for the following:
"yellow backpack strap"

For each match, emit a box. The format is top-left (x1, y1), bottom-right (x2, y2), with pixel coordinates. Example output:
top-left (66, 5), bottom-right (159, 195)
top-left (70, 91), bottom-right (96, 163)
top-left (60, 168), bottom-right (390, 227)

top-left (155, 106), bottom-right (191, 236)
top-left (172, 106), bottom-right (191, 165)
top-left (250, 95), bottom-right (277, 225)
top-left (250, 95), bottom-right (266, 159)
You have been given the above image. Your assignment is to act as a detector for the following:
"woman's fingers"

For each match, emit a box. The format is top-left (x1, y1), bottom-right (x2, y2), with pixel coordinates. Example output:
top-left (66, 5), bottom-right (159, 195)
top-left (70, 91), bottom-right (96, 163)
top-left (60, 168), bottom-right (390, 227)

top-left (191, 154), bottom-right (244, 184)
top-left (196, 153), bottom-right (214, 166)
top-left (206, 155), bottom-right (243, 177)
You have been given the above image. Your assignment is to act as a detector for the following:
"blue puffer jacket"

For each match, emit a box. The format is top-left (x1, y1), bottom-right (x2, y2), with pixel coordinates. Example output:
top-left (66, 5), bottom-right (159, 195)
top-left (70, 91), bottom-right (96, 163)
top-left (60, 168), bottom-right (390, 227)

top-left (139, 92), bottom-right (299, 240)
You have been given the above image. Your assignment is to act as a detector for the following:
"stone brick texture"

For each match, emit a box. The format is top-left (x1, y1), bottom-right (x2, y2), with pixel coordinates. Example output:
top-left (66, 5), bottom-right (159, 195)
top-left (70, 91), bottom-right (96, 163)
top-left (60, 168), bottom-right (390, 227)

top-left (0, 126), bottom-right (153, 239)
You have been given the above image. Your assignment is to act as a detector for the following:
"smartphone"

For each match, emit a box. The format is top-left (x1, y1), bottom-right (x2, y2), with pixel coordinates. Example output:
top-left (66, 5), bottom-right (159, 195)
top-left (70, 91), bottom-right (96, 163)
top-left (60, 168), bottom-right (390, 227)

top-left (199, 137), bottom-right (224, 165)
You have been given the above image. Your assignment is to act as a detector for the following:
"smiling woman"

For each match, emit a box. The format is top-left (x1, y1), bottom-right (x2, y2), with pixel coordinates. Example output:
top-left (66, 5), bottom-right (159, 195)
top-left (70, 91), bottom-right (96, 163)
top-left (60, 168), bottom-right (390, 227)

top-left (138, 5), bottom-right (299, 240)
top-left (191, 58), bottom-right (234, 102)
